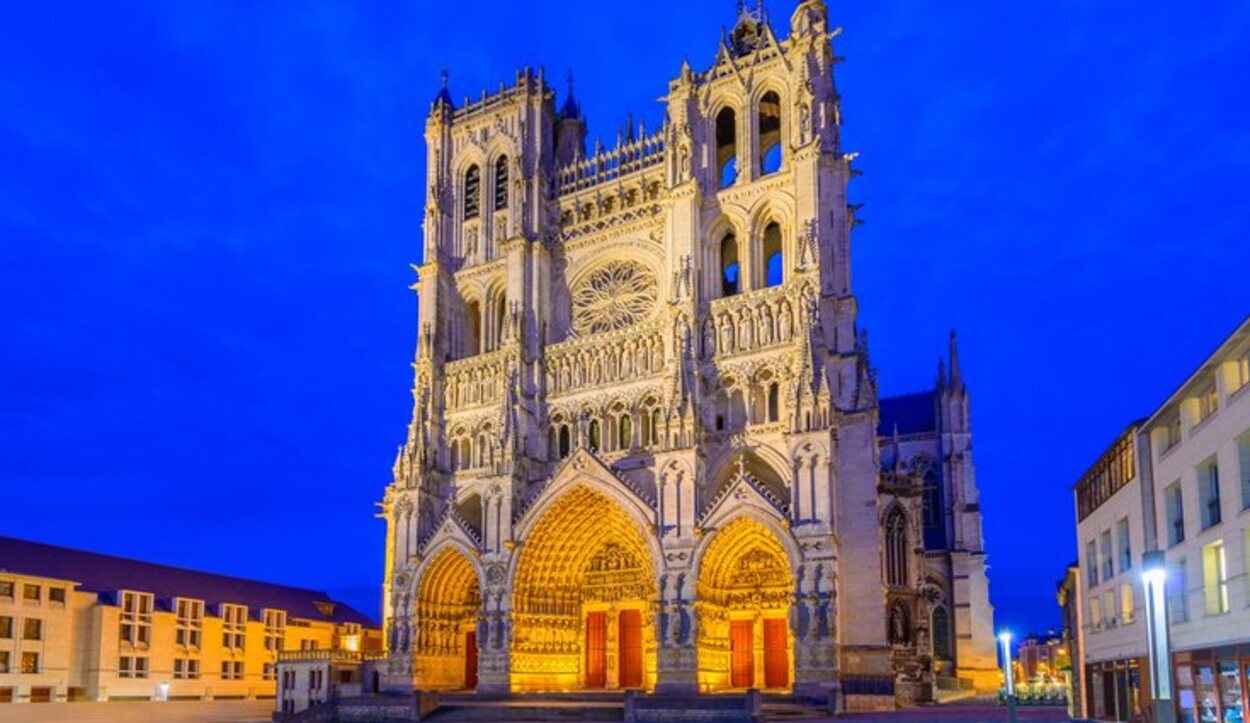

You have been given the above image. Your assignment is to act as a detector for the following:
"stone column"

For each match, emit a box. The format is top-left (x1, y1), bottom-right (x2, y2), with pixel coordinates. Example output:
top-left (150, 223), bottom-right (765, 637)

top-left (653, 571), bottom-right (698, 694)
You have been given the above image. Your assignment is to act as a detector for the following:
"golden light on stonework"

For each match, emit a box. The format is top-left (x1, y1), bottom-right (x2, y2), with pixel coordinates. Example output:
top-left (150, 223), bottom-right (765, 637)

top-left (695, 516), bottom-right (794, 693)
top-left (413, 546), bottom-right (481, 690)
top-left (510, 485), bottom-right (657, 692)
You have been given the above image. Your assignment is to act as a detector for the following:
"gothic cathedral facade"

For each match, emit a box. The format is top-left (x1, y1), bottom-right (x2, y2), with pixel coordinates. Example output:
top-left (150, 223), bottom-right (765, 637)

top-left (381, 1), bottom-right (998, 705)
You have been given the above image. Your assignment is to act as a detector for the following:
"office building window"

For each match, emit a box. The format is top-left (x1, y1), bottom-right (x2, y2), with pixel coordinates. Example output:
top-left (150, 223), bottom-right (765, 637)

top-left (1090, 595), bottom-right (1104, 630)
top-left (1202, 540), bottom-right (1230, 616)
top-left (0, 616), bottom-right (11, 638)
top-left (20, 653), bottom-right (38, 674)
top-left (1162, 416), bottom-right (1183, 452)
top-left (173, 658), bottom-right (200, 680)
top-left (120, 591), bottom-right (153, 646)
top-left (1238, 433), bottom-right (1250, 511)
top-left (1197, 385), bottom-right (1219, 423)
top-left (1086, 540), bottom-right (1099, 586)
top-left (175, 598), bottom-right (203, 648)
top-left (1117, 518), bottom-right (1132, 572)
top-left (220, 660), bottom-right (244, 680)
top-left (1101, 530), bottom-right (1114, 580)
top-left (263, 662), bottom-right (277, 681)
top-left (1119, 583), bottom-right (1135, 623)
top-left (119, 656), bottom-right (149, 679)
top-left (22, 618), bottom-right (41, 640)
top-left (1168, 559), bottom-right (1189, 623)
top-left (48, 587), bottom-right (65, 604)
top-left (1167, 482), bottom-right (1186, 546)
top-left (221, 603), bottom-right (247, 649)
top-left (0, 581), bottom-right (12, 599)
top-left (0, 651), bottom-right (8, 674)
top-left (1198, 457), bottom-right (1222, 529)
top-left (22, 584), bottom-right (39, 601)
top-left (264, 609), bottom-right (286, 653)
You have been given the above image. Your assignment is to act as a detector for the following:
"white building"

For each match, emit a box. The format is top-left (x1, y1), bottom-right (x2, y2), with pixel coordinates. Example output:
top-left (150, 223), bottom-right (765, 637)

top-left (1070, 315), bottom-right (1250, 721)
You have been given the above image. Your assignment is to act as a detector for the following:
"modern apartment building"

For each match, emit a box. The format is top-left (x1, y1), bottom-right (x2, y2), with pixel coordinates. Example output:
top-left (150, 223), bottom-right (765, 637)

top-left (0, 536), bottom-right (381, 704)
top-left (1069, 315), bottom-right (1250, 722)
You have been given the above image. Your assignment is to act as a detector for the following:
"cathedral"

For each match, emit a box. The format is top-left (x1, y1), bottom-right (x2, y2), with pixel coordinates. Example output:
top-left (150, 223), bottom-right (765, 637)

top-left (380, 0), bottom-right (998, 707)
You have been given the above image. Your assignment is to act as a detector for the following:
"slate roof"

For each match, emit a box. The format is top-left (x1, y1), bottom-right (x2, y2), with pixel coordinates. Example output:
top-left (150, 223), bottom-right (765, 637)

top-left (0, 536), bottom-right (374, 627)
top-left (877, 391), bottom-right (937, 437)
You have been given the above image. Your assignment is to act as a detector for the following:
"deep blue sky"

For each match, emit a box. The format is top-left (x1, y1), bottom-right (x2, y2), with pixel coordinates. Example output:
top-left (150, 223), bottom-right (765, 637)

top-left (2, 1), bottom-right (1248, 636)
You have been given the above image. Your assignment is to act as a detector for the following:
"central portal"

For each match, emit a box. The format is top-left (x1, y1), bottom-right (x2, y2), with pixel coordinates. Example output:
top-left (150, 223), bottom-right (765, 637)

top-left (511, 485), bottom-right (657, 692)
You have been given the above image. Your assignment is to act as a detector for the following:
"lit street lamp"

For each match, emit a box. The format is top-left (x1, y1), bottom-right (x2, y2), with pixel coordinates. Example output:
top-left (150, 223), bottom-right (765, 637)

top-left (999, 630), bottom-right (1016, 723)
top-left (1142, 550), bottom-right (1177, 723)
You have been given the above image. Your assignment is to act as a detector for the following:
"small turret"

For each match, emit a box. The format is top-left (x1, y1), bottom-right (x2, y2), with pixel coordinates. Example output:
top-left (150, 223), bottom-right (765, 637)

top-left (555, 71), bottom-right (587, 167)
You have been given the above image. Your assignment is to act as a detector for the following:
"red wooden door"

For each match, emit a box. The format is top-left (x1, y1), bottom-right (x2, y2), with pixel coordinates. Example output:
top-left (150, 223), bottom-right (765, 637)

top-left (618, 610), bottom-right (643, 688)
top-left (464, 631), bottom-right (478, 690)
top-left (730, 620), bottom-right (754, 688)
top-left (585, 612), bottom-right (607, 688)
top-left (763, 618), bottom-right (788, 689)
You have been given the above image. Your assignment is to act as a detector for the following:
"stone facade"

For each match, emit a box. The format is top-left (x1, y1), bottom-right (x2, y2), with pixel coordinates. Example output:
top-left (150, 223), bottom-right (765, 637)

top-left (380, 1), bottom-right (997, 706)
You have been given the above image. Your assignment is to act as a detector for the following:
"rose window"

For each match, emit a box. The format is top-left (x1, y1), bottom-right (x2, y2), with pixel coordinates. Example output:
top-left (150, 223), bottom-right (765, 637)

top-left (571, 261), bottom-right (658, 335)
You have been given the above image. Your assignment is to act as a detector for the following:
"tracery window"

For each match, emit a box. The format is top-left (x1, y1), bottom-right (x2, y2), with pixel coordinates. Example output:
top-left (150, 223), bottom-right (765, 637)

top-left (758, 91), bottom-right (782, 175)
top-left (571, 261), bottom-right (658, 336)
top-left (618, 415), bottom-right (632, 451)
top-left (715, 107), bottom-right (737, 189)
top-left (464, 165), bottom-right (481, 220)
top-left (931, 605), bottom-right (951, 658)
top-left (884, 507), bottom-right (909, 588)
top-left (762, 222), bottom-right (783, 287)
top-left (493, 156), bottom-right (508, 210)
top-left (720, 234), bottom-right (740, 297)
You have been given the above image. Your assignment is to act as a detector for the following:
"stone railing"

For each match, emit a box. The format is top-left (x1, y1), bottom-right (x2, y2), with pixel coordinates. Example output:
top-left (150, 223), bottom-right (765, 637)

top-left (277, 650), bottom-right (386, 664)
top-left (554, 131), bottom-right (665, 196)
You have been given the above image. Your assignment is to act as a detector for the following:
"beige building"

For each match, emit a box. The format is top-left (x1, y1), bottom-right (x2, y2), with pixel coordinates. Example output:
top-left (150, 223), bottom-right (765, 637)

top-left (0, 536), bottom-right (380, 705)
top-left (1069, 314), bottom-right (1250, 722)
top-left (378, 0), bottom-right (998, 709)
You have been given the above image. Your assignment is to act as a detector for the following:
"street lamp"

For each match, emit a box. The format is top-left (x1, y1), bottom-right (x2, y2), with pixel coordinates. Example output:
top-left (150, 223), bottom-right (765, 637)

top-left (1142, 550), bottom-right (1177, 723)
top-left (999, 631), bottom-right (1016, 723)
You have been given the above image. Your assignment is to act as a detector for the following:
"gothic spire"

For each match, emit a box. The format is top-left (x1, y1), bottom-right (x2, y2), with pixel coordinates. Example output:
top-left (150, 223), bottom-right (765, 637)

top-left (561, 69), bottom-right (581, 120)
top-left (432, 66), bottom-right (453, 107)
top-left (936, 358), bottom-right (947, 391)
top-left (949, 329), bottom-right (963, 390)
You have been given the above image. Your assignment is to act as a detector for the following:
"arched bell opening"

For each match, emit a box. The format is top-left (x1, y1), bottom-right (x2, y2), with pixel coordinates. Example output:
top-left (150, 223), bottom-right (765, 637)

top-left (695, 516), bottom-right (794, 693)
top-left (413, 546), bottom-right (481, 690)
top-left (510, 485), bottom-right (658, 692)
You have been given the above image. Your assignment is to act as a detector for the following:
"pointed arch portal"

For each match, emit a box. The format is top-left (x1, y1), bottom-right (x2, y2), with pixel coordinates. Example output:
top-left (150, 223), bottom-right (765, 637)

top-left (695, 516), bottom-right (794, 692)
top-left (510, 485), bottom-right (658, 692)
top-left (413, 546), bottom-right (481, 690)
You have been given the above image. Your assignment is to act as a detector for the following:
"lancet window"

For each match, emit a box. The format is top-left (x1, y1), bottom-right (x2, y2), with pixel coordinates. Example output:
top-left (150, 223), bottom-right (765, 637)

top-left (758, 91), bottom-right (782, 175)
top-left (715, 107), bottom-right (737, 189)
top-left (464, 165), bottom-right (481, 220)
top-left (493, 156), bottom-right (508, 210)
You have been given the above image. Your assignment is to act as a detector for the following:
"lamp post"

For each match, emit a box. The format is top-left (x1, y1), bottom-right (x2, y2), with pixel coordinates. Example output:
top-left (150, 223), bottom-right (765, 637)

top-left (1142, 550), bottom-right (1177, 723)
top-left (999, 631), bottom-right (1016, 723)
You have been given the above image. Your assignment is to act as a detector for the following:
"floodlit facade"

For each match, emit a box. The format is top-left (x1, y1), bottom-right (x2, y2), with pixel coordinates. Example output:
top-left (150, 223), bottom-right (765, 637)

top-left (1068, 314), bottom-right (1250, 722)
top-left (0, 536), bottom-right (380, 705)
top-left (380, 1), bottom-right (998, 707)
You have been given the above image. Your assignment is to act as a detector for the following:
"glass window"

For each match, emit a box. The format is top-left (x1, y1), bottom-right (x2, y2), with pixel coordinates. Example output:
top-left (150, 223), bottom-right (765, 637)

top-left (1219, 661), bottom-right (1243, 722)
top-left (1198, 458), bottom-right (1222, 529)
top-left (23, 618), bottom-right (41, 640)
top-left (1167, 483), bottom-right (1186, 546)
top-left (22, 584), bottom-right (39, 601)
top-left (48, 587), bottom-right (65, 603)
top-left (20, 652), bottom-right (38, 674)
top-left (1237, 433), bottom-right (1250, 511)
top-left (1197, 385), bottom-right (1219, 422)
top-left (1168, 559), bottom-right (1189, 623)
top-left (1087, 540), bottom-right (1099, 586)
top-left (0, 616), bottom-right (11, 638)
top-left (0, 651), bottom-right (8, 675)
top-left (1117, 518), bottom-right (1132, 572)
top-left (1101, 530), bottom-right (1115, 580)
top-left (0, 581), bottom-right (13, 598)
top-left (1119, 583), bottom-right (1134, 624)
top-left (1177, 665), bottom-right (1196, 722)
top-left (1195, 664), bottom-right (1217, 723)
top-left (1202, 541), bottom-right (1229, 616)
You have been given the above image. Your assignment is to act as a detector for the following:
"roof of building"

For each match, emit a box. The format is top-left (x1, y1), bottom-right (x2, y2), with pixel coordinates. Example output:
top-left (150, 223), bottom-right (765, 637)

top-left (0, 536), bottom-right (374, 627)
top-left (878, 391), bottom-right (937, 437)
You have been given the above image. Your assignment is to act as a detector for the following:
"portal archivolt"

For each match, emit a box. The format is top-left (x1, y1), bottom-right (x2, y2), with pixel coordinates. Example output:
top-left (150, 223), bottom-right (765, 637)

top-left (695, 516), bottom-right (794, 692)
top-left (413, 546), bottom-right (481, 690)
top-left (510, 485), bottom-right (658, 692)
